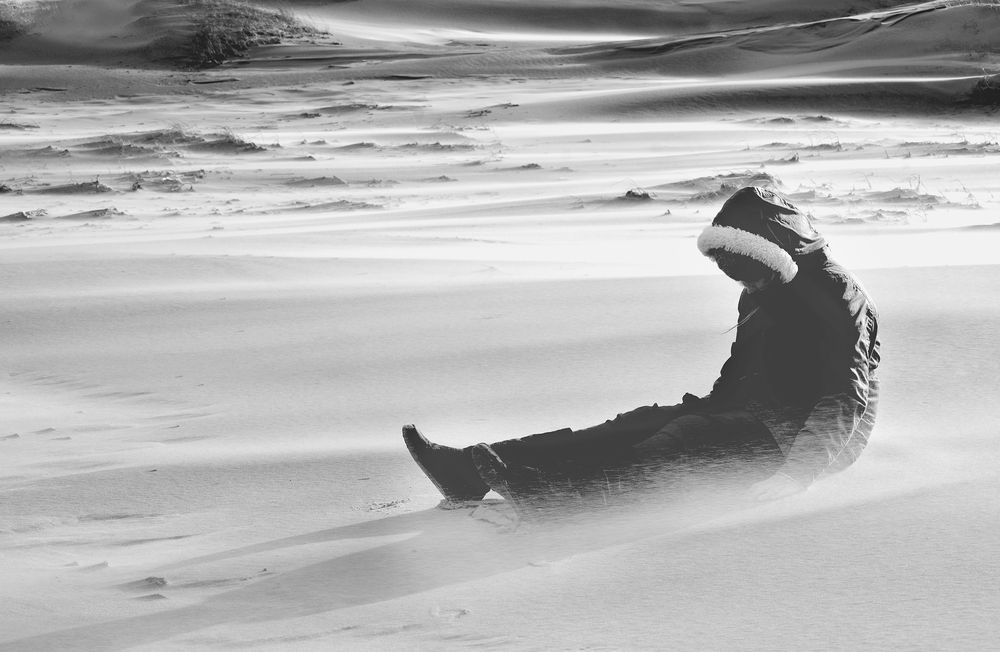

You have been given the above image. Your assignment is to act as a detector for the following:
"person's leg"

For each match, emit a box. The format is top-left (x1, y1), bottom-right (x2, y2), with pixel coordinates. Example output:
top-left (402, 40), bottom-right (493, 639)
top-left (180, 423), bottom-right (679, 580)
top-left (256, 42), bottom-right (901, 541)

top-left (635, 410), bottom-right (770, 451)
top-left (632, 410), bottom-right (784, 484)
top-left (471, 404), bottom-right (688, 513)
top-left (404, 402), bottom-right (693, 506)
top-left (489, 403), bottom-right (687, 470)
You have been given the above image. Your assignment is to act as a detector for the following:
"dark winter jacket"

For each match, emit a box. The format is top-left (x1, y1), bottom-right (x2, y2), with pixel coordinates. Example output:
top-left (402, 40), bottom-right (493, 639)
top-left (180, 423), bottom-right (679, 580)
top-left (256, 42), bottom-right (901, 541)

top-left (697, 187), bottom-right (881, 485)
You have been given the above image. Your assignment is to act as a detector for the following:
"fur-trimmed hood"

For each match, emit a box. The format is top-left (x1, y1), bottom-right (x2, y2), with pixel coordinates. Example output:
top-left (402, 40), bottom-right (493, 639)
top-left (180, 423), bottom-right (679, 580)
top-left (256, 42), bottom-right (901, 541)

top-left (697, 186), bottom-right (827, 284)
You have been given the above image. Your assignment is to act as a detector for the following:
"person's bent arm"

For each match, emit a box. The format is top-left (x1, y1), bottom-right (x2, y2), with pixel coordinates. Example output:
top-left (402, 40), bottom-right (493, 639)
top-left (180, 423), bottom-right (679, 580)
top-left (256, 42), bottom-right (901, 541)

top-left (704, 290), bottom-right (764, 409)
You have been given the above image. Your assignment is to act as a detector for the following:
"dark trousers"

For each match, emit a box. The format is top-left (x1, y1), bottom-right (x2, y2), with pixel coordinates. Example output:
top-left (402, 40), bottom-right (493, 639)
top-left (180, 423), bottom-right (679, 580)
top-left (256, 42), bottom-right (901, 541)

top-left (488, 403), bottom-right (784, 494)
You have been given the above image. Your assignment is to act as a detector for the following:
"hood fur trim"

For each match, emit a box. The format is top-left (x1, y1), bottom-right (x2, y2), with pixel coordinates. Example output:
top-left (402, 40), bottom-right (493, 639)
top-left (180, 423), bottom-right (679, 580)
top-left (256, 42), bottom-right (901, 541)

top-left (697, 225), bottom-right (798, 284)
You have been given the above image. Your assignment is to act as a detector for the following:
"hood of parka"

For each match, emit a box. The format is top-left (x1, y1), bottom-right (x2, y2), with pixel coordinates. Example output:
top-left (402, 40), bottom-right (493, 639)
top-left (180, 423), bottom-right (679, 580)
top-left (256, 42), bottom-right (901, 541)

top-left (697, 186), bottom-right (827, 285)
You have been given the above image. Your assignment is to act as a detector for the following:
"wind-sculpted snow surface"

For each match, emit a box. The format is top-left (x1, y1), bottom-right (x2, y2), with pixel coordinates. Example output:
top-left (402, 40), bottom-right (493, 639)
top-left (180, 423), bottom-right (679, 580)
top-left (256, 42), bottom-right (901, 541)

top-left (2, 0), bottom-right (1000, 650)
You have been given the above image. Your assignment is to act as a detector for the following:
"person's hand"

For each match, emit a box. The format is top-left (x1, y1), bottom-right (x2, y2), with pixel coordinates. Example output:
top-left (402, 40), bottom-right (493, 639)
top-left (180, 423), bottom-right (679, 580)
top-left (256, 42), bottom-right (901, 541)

top-left (748, 472), bottom-right (805, 501)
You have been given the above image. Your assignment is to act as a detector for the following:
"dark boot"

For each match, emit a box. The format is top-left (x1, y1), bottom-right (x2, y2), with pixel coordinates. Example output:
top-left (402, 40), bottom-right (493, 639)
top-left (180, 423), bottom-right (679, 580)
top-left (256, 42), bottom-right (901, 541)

top-left (402, 425), bottom-right (489, 504)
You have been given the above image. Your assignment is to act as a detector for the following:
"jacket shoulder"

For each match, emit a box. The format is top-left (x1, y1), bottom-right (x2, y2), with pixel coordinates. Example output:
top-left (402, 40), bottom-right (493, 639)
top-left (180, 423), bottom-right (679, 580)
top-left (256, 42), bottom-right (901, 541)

top-left (795, 259), bottom-right (877, 335)
top-left (820, 260), bottom-right (878, 316)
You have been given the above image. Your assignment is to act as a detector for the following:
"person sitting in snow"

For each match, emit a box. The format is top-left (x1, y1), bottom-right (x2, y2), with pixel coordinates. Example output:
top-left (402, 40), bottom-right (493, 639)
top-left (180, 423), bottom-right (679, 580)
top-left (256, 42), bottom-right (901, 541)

top-left (403, 186), bottom-right (881, 511)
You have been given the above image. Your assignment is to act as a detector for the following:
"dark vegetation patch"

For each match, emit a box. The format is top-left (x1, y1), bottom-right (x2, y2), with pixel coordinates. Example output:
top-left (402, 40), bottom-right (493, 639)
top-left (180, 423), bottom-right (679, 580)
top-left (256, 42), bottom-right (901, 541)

top-left (151, 0), bottom-right (321, 69)
top-left (186, 1), bottom-right (316, 68)
top-left (963, 74), bottom-right (1000, 107)
top-left (0, 7), bottom-right (26, 41)
top-left (0, 19), bottom-right (19, 40)
top-left (617, 188), bottom-right (655, 201)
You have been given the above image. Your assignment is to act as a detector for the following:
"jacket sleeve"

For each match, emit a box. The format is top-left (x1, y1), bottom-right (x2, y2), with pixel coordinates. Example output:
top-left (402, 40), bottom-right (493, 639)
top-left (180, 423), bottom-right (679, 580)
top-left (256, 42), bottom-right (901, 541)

top-left (704, 290), bottom-right (764, 409)
top-left (778, 277), bottom-right (880, 485)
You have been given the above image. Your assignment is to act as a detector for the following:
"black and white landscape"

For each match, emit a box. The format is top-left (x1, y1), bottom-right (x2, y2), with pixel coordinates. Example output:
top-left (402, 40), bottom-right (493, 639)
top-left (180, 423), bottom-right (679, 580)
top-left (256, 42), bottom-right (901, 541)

top-left (2, 1), bottom-right (1000, 649)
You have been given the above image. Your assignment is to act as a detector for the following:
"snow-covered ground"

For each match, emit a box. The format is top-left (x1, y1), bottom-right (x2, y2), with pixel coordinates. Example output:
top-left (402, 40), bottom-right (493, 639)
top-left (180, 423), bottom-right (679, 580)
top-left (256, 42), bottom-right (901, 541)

top-left (2, 0), bottom-right (1000, 649)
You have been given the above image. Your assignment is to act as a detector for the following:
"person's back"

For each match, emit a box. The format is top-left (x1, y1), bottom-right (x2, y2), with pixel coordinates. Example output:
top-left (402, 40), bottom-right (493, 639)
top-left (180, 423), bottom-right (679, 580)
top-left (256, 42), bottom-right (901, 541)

top-left (697, 187), bottom-right (880, 486)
